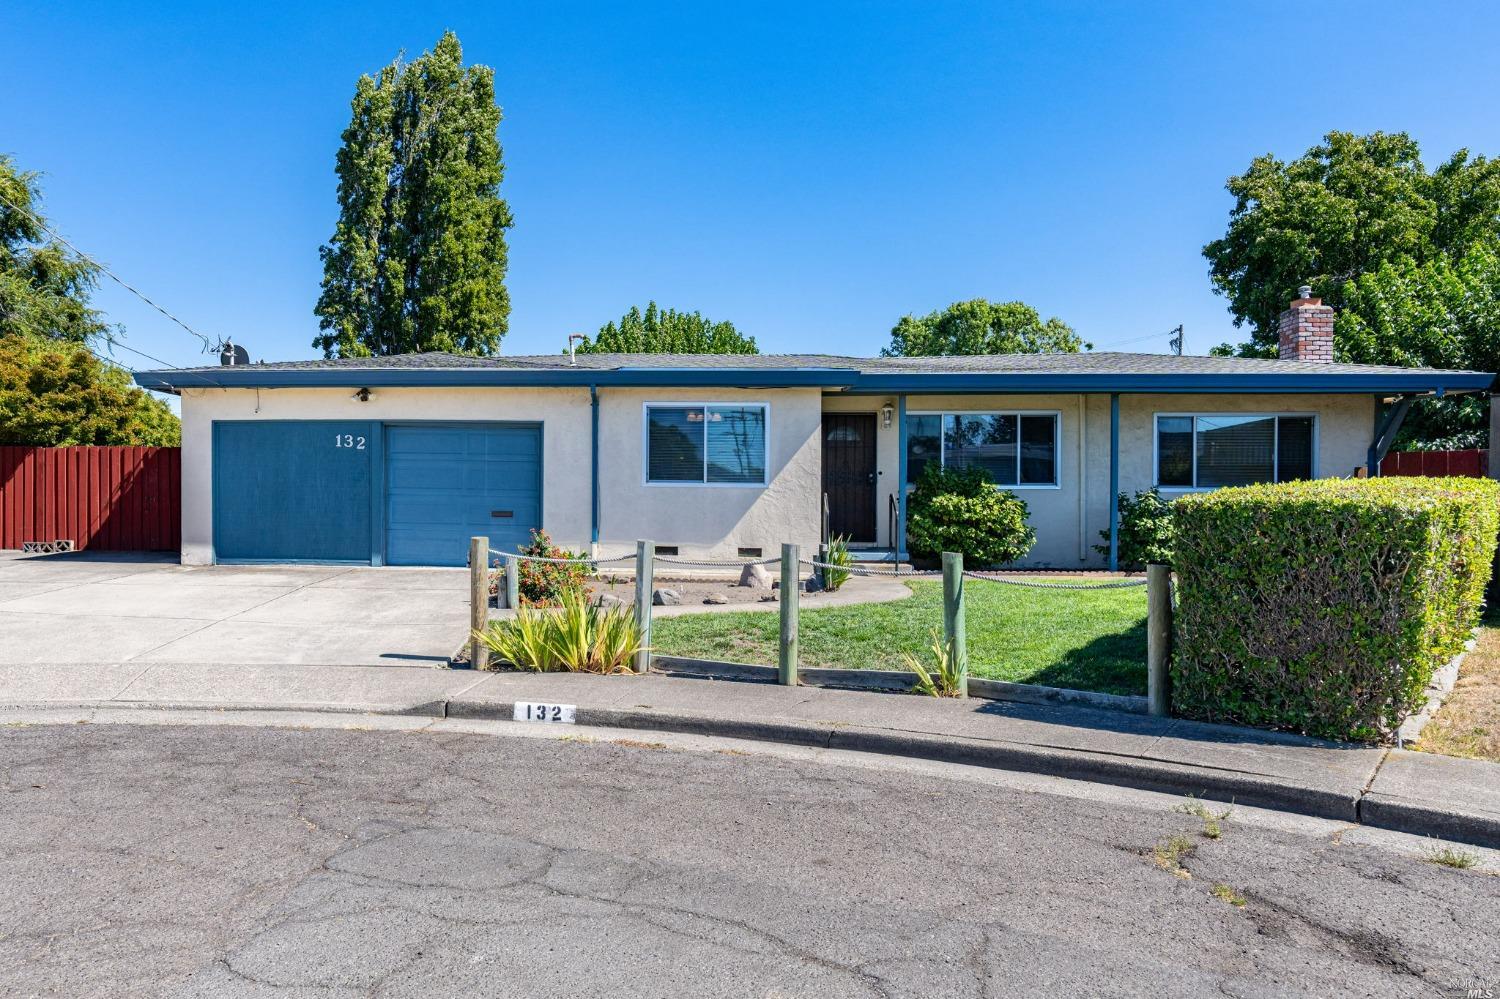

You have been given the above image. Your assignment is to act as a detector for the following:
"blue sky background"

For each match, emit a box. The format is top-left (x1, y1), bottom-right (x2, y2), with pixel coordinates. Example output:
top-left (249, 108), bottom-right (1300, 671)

top-left (4, 1), bottom-right (1499, 378)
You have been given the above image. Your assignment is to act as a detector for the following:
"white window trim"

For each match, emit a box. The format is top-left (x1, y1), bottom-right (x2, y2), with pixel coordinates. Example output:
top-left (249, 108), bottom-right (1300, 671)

top-left (642, 401), bottom-right (772, 488)
top-left (906, 410), bottom-right (1062, 490)
top-left (1152, 412), bottom-right (1319, 492)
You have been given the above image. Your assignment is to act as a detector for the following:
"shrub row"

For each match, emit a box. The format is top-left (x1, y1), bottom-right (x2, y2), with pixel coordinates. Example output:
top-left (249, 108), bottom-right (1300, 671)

top-left (1170, 476), bottom-right (1499, 742)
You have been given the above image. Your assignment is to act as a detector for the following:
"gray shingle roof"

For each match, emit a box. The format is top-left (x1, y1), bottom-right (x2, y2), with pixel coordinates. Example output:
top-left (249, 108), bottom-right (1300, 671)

top-left (165, 350), bottom-right (1486, 377)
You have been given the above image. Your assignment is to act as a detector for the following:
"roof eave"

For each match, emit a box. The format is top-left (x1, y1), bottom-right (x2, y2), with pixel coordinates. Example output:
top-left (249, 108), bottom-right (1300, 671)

top-left (132, 367), bottom-right (862, 391)
top-left (133, 366), bottom-right (1496, 395)
top-left (839, 371), bottom-right (1496, 394)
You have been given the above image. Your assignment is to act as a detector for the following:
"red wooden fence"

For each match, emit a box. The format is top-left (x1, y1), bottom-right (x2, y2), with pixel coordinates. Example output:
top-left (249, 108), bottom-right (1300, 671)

top-left (1379, 449), bottom-right (1489, 478)
top-left (0, 447), bottom-right (181, 551)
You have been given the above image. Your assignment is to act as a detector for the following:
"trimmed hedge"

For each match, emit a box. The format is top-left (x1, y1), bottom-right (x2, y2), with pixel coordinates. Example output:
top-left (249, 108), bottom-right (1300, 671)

top-left (1171, 477), bottom-right (1499, 742)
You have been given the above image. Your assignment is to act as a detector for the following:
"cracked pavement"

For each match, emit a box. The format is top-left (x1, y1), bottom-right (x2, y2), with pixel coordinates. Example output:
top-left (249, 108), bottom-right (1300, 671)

top-left (1, 722), bottom-right (1497, 997)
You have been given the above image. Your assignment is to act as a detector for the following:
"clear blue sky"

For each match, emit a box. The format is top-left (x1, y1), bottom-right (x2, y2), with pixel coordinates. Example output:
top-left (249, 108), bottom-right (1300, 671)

top-left (5, 1), bottom-right (1499, 374)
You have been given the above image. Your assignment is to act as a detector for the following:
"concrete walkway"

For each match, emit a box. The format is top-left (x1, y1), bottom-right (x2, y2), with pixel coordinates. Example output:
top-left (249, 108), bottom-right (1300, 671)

top-left (4, 655), bottom-right (1498, 850)
top-left (0, 551), bottom-right (467, 667)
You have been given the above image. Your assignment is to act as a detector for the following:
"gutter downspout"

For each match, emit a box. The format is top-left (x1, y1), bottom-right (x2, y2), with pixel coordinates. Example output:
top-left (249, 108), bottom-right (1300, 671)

top-left (1108, 393), bottom-right (1120, 573)
top-left (896, 394), bottom-right (908, 562)
top-left (590, 384), bottom-right (600, 551)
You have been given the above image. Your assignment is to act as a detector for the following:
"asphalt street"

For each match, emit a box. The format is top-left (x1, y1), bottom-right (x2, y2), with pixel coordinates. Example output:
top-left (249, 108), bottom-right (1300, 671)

top-left (1, 718), bottom-right (1497, 998)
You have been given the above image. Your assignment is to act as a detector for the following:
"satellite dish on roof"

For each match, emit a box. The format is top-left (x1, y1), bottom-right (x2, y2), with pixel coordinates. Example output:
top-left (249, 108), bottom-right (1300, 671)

top-left (219, 340), bottom-right (250, 366)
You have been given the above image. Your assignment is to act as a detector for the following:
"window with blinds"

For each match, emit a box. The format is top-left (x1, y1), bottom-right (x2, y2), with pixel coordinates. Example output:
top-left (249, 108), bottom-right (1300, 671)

top-left (1155, 414), bottom-right (1315, 488)
top-left (646, 404), bottom-right (768, 485)
top-left (905, 412), bottom-right (1059, 486)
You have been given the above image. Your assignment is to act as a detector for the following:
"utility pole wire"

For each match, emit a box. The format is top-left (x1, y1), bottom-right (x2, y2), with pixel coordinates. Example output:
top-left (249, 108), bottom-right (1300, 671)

top-left (0, 188), bottom-right (216, 353)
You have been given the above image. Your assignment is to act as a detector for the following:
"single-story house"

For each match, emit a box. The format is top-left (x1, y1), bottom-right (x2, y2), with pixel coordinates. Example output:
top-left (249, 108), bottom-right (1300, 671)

top-left (135, 293), bottom-right (1494, 570)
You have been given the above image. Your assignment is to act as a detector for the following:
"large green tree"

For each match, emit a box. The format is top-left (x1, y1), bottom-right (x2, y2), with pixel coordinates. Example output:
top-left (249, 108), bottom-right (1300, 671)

top-left (1338, 242), bottom-right (1500, 447)
top-left (0, 156), bottom-right (113, 344)
top-left (315, 32), bottom-right (513, 358)
top-left (577, 302), bottom-right (757, 354)
top-left (0, 335), bottom-right (179, 446)
top-left (1203, 131), bottom-right (1500, 356)
top-left (882, 299), bottom-right (1087, 356)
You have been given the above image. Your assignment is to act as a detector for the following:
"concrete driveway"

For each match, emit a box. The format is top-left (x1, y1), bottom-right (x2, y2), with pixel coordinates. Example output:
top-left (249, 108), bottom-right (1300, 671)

top-left (0, 551), bottom-right (468, 668)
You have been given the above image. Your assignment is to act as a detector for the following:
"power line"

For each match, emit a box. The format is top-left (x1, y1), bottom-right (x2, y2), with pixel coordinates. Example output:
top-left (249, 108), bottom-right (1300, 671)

top-left (1092, 325), bottom-right (1186, 352)
top-left (0, 307), bottom-right (225, 390)
top-left (0, 188), bottom-right (216, 353)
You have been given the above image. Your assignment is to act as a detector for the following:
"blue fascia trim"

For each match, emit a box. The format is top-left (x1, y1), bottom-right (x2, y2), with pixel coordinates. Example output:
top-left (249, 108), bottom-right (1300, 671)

top-left (139, 366), bottom-right (1495, 395)
top-left (135, 367), bottom-right (861, 391)
top-left (840, 371), bottom-right (1496, 395)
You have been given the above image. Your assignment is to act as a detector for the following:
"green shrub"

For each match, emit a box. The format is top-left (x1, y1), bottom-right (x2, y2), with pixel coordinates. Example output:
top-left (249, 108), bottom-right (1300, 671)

top-left (822, 535), bottom-right (852, 592)
top-left (513, 529), bottom-right (588, 607)
top-left (1171, 477), bottom-right (1499, 742)
top-left (905, 464), bottom-right (1035, 567)
top-left (1094, 489), bottom-right (1176, 570)
top-left (476, 589), bottom-right (643, 673)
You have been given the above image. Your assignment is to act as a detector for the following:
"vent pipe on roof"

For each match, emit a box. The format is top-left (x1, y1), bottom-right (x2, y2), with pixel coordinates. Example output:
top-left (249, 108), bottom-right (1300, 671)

top-left (567, 333), bottom-right (586, 366)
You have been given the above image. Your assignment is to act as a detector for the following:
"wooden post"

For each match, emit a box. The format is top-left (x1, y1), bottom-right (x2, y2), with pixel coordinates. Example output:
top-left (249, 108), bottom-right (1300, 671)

top-left (468, 536), bottom-right (489, 670)
top-left (634, 540), bottom-right (654, 674)
top-left (815, 542), bottom-right (829, 592)
top-left (504, 554), bottom-right (520, 610)
top-left (779, 543), bottom-right (799, 685)
top-left (1147, 563), bottom-right (1173, 717)
top-left (941, 551), bottom-right (968, 697)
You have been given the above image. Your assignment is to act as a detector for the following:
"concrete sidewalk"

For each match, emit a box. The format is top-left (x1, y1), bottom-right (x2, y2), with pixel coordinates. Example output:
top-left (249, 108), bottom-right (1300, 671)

top-left (3, 660), bottom-right (1498, 849)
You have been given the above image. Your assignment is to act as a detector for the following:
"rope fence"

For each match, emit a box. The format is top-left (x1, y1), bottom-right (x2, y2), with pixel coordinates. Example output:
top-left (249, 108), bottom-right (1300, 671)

top-left (468, 535), bottom-right (1171, 715)
top-left (484, 546), bottom-right (1147, 588)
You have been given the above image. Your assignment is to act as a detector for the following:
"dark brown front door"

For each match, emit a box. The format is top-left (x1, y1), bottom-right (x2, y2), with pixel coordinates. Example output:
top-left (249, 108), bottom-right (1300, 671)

top-left (822, 413), bottom-right (877, 543)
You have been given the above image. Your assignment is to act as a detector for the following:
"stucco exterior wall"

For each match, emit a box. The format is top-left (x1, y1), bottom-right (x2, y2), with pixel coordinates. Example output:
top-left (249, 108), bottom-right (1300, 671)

top-left (179, 382), bottom-right (1375, 570)
top-left (594, 387), bottom-right (823, 559)
top-left (825, 391), bottom-right (1374, 569)
top-left (177, 386), bottom-right (593, 565)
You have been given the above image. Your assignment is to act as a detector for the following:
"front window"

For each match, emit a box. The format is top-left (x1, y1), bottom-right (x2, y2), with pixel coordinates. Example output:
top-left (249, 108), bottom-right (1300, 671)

top-left (905, 412), bottom-right (1059, 486)
top-left (1156, 414), bottom-right (1314, 488)
top-left (646, 404), bottom-right (767, 485)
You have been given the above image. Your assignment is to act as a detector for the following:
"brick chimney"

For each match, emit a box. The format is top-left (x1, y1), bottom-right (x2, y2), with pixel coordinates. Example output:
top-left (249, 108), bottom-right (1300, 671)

top-left (1277, 285), bottom-right (1335, 363)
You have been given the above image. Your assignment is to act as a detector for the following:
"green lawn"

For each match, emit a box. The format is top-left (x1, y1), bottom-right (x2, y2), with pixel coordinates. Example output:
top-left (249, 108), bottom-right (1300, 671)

top-left (650, 580), bottom-right (1148, 696)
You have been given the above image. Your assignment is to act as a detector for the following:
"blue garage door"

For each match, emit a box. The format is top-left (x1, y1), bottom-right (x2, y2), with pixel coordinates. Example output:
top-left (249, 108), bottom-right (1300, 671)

top-left (213, 421), bottom-right (375, 562)
top-left (385, 424), bottom-right (542, 566)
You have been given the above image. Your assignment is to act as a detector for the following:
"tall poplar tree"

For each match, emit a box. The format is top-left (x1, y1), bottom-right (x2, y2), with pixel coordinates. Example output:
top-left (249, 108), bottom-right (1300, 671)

top-left (315, 32), bottom-right (513, 357)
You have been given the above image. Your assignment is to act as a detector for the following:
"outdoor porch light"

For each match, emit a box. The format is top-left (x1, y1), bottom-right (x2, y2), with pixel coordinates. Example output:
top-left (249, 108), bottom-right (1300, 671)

top-left (881, 401), bottom-right (894, 429)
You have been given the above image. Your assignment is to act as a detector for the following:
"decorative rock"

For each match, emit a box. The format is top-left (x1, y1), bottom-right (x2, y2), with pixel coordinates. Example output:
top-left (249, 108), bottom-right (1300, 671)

top-left (703, 593), bottom-right (729, 605)
top-left (738, 563), bottom-right (772, 589)
top-left (593, 592), bottom-right (627, 609)
top-left (652, 587), bottom-right (682, 606)
top-left (759, 593), bottom-right (778, 602)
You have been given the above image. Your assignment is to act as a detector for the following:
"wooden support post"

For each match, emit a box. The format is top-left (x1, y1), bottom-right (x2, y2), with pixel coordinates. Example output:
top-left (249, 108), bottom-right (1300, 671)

top-left (634, 540), bottom-right (654, 674)
top-left (1147, 563), bottom-right (1173, 717)
top-left (941, 551), bottom-right (968, 697)
top-left (504, 554), bottom-right (520, 610)
top-left (468, 536), bottom-right (489, 670)
top-left (779, 543), bottom-right (799, 685)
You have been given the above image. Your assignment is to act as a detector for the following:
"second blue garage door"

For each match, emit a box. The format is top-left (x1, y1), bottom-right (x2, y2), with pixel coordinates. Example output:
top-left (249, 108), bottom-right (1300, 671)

top-left (384, 424), bottom-right (542, 567)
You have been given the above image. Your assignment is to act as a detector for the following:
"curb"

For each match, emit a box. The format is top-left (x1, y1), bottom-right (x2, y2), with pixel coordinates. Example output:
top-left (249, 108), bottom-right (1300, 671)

top-left (447, 698), bottom-right (1361, 821)
top-left (7, 695), bottom-right (1498, 850)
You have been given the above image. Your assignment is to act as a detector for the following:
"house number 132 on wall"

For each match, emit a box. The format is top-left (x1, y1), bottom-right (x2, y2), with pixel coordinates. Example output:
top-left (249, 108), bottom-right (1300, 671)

top-left (334, 434), bottom-right (366, 449)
